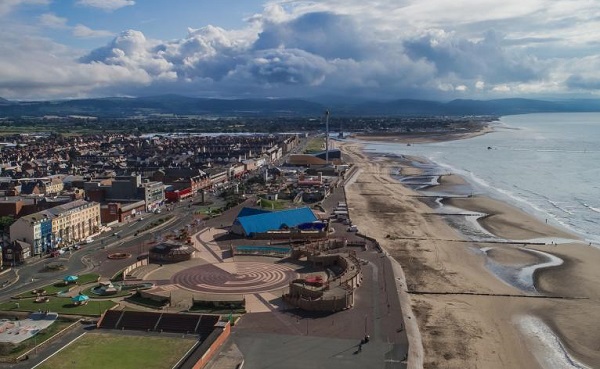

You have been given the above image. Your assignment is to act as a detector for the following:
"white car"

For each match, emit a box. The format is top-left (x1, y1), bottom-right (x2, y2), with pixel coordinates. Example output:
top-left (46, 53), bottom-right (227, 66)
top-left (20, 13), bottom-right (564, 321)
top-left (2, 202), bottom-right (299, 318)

top-left (347, 225), bottom-right (358, 232)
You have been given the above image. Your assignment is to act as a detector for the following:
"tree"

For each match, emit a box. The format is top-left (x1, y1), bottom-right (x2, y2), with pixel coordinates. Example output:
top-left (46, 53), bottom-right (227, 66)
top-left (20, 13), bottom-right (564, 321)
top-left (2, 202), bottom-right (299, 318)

top-left (0, 216), bottom-right (15, 229)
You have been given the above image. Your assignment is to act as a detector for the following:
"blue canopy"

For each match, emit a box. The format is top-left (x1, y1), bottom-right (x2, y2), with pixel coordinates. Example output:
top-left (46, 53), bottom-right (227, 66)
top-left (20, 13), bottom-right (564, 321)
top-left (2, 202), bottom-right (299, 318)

top-left (235, 207), bottom-right (318, 236)
top-left (63, 275), bottom-right (78, 282)
top-left (71, 294), bottom-right (89, 302)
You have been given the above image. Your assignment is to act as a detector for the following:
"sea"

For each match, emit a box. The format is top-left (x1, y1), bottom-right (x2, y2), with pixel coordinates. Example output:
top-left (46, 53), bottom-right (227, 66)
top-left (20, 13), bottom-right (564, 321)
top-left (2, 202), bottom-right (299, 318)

top-left (361, 112), bottom-right (600, 245)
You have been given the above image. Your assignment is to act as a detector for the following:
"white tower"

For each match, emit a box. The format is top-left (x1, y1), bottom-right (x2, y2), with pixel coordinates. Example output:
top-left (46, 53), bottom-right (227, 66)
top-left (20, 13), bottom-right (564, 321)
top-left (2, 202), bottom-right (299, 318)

top-left (325, 110), bottom-right (330, 163)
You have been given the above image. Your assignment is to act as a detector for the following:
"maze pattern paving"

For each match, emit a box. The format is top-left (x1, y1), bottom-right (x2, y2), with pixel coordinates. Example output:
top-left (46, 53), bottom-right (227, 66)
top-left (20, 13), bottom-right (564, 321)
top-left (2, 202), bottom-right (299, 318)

top-left (171, 262), bottom-right (298, 294)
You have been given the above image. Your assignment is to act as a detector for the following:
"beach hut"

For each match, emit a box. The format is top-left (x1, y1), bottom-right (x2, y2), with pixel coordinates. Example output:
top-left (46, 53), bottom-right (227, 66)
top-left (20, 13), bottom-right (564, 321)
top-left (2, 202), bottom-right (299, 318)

top-left (63, 275), bottom-right (78, 284)
top-left (71, 294), bottom-right (89, 306)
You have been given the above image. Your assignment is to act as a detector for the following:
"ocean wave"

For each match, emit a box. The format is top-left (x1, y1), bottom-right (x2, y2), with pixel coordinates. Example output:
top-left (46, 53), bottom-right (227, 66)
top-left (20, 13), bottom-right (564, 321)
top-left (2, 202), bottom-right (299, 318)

top-left (581, 202), bottom-right (600, 214)
top-left (548, 200), bottom-right (575, 215)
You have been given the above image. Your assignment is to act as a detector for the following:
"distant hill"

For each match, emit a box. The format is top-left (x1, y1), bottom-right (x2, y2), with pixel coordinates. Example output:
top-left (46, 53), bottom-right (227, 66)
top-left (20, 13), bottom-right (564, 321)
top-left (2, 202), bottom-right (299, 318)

top-left (0, 95), bottom-right (325, 118)
top-left (1, 95), bottom-right (600, 118)
top-left (342, 98), bottom-right (600, 116)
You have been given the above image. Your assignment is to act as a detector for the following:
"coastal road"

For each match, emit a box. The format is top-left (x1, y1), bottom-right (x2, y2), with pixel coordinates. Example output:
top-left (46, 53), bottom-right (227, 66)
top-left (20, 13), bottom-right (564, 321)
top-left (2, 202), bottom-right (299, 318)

top-left (0, 191), bottom-right (221, 302)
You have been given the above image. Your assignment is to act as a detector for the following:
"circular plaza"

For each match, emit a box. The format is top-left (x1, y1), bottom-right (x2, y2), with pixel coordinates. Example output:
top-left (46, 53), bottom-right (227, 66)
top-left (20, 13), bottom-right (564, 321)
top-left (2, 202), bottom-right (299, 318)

top-left (170, 261), bottom-right (299, 294)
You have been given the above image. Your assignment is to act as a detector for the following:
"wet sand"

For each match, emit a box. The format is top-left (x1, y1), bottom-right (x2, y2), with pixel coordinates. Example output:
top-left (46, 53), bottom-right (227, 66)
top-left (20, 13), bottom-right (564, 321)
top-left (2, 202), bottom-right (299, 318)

top-left (341, 140), bottom-right (600, 369)
top-left (446, 196), bottom-right (575, 241)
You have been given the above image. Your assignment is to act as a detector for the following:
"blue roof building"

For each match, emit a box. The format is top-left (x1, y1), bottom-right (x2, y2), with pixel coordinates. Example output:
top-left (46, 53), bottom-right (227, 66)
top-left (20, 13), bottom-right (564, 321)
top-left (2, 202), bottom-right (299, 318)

top-left (231, 207), bottom-right (318, 237)
top-left (235, 207), bottom-right (271, 218)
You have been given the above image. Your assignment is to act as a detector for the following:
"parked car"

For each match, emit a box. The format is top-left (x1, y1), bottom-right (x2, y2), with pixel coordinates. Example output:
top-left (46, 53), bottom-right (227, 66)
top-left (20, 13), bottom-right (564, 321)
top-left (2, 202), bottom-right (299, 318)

top-left (347, 225), bottom-right (358, 232)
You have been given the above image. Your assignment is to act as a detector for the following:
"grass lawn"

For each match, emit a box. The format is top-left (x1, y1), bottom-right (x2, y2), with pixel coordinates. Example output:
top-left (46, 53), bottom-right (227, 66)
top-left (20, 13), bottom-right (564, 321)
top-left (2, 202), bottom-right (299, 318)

top-left (304, 137), bottom-right (325, 153)
top-left (76, 273), bottom-right (100, 285)
top-left (15, 273), bottom-right (99, 299)
top-left (37, 333), bottom-right (196, 369)
top-left (124, 295), bottom-right (168, 309)
top-left (258, 198), bottom-right (286, 209)
top-left (0, 297), bottom-right (116, 316)
top-left (15, 283), bottom-right (72, 299)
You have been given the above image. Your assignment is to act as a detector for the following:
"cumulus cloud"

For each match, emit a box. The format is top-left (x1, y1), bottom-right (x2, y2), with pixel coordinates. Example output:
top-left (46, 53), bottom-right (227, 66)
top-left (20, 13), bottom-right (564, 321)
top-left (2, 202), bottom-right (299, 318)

top-left (253, 12), bottom-right (373, 60)
top-left (403, 29), bottom-right (541, 84)
top-left (4, 0), bottom-right (600, 99)
top-left (76, 11), bottom-right (445, 99)
top-left (0, 33), bottom-right (150, 99)
top-left (492, 85), bottom-right (511, 92)
top-left (76, 0), bottom-right (135, 11)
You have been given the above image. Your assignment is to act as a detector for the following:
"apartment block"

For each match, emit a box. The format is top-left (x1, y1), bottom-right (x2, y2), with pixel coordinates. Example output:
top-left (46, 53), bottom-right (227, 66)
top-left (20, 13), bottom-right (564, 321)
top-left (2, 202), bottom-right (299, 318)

top-left (9, 200), bottom-right (100, 256)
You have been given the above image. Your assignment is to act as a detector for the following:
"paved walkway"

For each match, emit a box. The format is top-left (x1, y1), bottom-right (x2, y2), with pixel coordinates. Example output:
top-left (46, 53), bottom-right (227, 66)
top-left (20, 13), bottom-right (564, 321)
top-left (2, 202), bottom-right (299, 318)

top-left (193, 227), bottom-right (227, 263)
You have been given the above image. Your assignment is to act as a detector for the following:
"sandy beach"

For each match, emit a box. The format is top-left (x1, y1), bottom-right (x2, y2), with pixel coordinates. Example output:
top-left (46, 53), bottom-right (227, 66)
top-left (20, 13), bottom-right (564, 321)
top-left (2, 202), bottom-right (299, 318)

top-left (354, 124), bottom-right (494, 144)
top-left (340, 140), bottom-right (600, 369)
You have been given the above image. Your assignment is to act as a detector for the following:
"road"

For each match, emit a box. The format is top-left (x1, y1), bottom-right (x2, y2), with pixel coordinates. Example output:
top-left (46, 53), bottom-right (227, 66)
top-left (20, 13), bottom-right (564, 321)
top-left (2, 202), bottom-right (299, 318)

top-left (0, 191), bottom-right (221, 302)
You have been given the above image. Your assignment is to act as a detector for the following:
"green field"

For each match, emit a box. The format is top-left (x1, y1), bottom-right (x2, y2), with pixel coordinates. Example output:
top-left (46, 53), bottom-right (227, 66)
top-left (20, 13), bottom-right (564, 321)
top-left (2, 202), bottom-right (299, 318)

top-left (37, 333), bottom-right (196, 369)
top-left (304, 137), bottom-right (325, 153)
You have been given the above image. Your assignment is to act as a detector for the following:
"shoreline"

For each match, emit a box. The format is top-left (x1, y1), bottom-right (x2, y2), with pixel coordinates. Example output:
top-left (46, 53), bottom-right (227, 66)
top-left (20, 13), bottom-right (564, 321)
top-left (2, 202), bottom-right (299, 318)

top-left (340, 136), bottom-right (600, 368)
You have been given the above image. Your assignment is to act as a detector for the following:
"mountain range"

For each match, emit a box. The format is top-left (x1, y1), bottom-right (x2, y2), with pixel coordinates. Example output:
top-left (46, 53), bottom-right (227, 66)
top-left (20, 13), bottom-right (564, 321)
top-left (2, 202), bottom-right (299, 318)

top-left (1, 95), bottom-right (600, 118)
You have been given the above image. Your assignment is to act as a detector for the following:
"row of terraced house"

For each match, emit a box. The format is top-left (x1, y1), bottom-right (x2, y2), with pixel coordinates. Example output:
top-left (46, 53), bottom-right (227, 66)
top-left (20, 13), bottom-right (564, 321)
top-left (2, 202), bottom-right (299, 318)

top-left (0, 134), bottom-right (299, 265)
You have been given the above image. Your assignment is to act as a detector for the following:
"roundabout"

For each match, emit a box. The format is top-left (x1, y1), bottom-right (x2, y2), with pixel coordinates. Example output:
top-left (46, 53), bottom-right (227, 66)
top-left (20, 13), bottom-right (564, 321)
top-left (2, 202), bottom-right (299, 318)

top-left (170, 261), bottom-right (298, 294)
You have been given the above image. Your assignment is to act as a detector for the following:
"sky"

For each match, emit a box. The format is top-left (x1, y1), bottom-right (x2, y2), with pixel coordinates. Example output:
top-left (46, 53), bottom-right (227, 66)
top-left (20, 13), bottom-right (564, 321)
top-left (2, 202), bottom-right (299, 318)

top-left (1, 0), bottom-right (600, 101)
